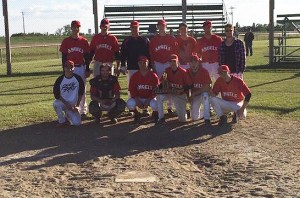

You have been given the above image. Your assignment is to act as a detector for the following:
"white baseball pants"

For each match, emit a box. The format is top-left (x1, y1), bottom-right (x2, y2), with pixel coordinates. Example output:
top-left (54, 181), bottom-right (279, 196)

top-left (73, 65), bottom-right (88, 115)
top-left (202, 62), bottom-right (220, 82)
top-left (53, 99), bottom-right (81, 125)
top-left (190, 92), bottom-right (210, 121)
top-left (157, 94), bottom-right (187, 122)
top-left (211, 97), bottom-right (247, 118)
top-left (127, 97), bottom-right (158, 111)
top-left (126, 69), bottom-right (138, 98)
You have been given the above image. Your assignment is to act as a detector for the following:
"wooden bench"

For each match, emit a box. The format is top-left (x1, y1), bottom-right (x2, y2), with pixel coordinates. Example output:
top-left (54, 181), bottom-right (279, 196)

top-left (104, 3), bottom-right (227, 37)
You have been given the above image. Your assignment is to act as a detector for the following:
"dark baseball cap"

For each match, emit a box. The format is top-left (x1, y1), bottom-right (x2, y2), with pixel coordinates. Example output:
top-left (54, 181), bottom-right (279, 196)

top-left (71, 20), bottom-right (81, 27)
top-left (130, 20), bottom-right (139, 27)
top-left (100, 18), bottom-right (110, 27)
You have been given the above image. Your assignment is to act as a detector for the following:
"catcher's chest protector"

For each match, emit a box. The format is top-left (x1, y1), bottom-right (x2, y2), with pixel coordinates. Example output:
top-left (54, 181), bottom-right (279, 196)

top-left (93, 76), bottom-right (117, 99)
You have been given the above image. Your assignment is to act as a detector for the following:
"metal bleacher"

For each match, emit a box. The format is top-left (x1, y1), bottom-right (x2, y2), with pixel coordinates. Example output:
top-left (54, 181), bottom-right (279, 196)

top-left (274, 14), bottom-right (300, 62)
top-left (104, 3), bottom-right (227, 38)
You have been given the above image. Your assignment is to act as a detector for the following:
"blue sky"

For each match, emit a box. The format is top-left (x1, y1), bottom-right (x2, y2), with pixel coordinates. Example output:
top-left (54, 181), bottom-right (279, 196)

top-left (0, 0), bottom-right (299, 36)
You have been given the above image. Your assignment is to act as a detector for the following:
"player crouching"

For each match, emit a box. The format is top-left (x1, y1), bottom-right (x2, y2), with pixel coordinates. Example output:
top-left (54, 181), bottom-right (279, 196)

top-left (88, 64), bottom-right (126, 124)
top-left (156, 54), bottom-right (193, 124)
top-left (127, 56), bottom-right (160, 123)
top-left (187, 54), bottom-right (212, 125)
top-left (53, 60), bottom-right (84, 127)
top-left (211, 65), bottom-right (251, 125)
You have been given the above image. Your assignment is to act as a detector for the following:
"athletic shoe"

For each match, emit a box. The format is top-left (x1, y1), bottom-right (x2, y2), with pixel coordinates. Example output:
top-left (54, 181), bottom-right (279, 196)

top-left (81, 114), bottom-right (88, 121)
top-left (110, 118), bottom-right (118, 124)
top-left (218, 115), bottom-right (227, 126)
top-left (151, 111), bottom-right (159, 123)
top-left (232, 112), bottom-right (238, 123)
top-left (156, 118), bottom-right (166, 126)
top-left (134, 112), bottom-right (141, 123)
top-left (204, 119), bottom-right (211, 126)
top-left (186, 109), bottom-right (191, 119)
top-left (142, 109), bottom-right (150, 117)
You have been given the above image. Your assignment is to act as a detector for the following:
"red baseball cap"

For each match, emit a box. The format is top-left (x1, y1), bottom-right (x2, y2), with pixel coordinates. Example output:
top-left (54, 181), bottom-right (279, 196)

top-left (130, 20), bottom-right (139, 27)
top-left (65, 60), bottom-right (75, 68)
top-left (138, 56), bottom-right (148, 62)
top-left (190, 54), bottom-right (200, 62)
top-left (170, 54), bottom-right (178, 61)
top-left (100, 18), bottom-right (110, 27)
top-left (203, 20), bottom-right (212, 28)
top-left (71, 20), bottom-right (81, 27)
top-left (218, 65), bottom-right (230, 73)
top-left (157, 19), bottom-right (167, 26)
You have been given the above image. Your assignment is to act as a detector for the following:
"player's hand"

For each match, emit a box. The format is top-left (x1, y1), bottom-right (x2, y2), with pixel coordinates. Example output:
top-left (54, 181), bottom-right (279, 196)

top-left (85, 70), bottom-right (92, 78)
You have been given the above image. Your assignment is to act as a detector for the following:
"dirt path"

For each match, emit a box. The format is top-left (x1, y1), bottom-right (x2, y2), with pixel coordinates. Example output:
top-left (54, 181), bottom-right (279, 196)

top-left (0, 115), bottom-right (299, 197)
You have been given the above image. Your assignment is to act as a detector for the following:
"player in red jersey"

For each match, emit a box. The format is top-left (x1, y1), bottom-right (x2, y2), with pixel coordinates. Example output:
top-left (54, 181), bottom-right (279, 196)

top-left (176, 22), bottom-right (197, 70)
top-left (127, 56), bottom-right (160, 123)
top-left (211, 65), bottom-right (251, 125)
top-left (149, 19), bottom-right (178, 115)
top-left (187, 55), bottom-right (212, 124)
top-left (90, 18), bottom-right (120, 77)
top-left (156, 54), bottom-right (192, 124)
top-left (60, 20), bottom-right (91, 119)
top-left (196, 20), bottom-right (223, 82)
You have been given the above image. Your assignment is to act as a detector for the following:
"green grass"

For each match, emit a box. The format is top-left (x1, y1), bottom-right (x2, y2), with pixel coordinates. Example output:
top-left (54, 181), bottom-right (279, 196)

top-left (0, 37), bottom-right (299, 130)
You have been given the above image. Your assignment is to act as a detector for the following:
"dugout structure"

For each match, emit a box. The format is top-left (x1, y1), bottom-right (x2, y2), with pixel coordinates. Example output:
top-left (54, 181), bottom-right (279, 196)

top-left (274, 14), bottom-right (300, 62)
top-left (103, 3), bottom-right (228, 38)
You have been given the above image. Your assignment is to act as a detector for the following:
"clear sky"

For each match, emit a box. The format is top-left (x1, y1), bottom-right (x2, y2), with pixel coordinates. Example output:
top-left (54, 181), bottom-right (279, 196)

top-left (0, 0), bottom-right (299, 36)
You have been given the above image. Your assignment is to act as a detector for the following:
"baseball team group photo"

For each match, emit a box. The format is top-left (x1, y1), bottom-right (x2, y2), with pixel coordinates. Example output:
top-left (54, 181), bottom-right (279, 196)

top-left (0, 0), bottom-right (300, 197)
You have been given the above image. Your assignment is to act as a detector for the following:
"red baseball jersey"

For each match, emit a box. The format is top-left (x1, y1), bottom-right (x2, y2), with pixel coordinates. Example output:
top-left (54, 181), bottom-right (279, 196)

top-left (165, 67), bottom-right (192, 89)
top-left (129, 71), bottom-right (159, 99)
top-left (187, 67), bottom-right (212, 91)
top-left (149, 34), bottom-right (178, 63)
top-left (60, 36), bottom-right (90, 65)
top-left (213, 75), bottom-right (251, 102)
top-left (196, 34), bottom-right (222, 63)
top-left (176, 36), bottom-right (197, 65)
top-left (90, 34), bottom-right (120, 62)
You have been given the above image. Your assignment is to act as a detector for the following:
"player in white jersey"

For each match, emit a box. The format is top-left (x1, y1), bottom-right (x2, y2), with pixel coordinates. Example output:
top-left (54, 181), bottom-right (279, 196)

top-left (53, 60), bottom-right (85, 127)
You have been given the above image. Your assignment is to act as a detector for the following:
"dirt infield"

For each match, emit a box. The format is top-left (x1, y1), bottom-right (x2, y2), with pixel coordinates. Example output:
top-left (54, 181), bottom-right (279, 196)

top-left (0, 115), bottom-right (299, 197)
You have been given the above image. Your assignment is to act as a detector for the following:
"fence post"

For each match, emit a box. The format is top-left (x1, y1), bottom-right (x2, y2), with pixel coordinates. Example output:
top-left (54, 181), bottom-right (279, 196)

top-left (0, 48), bottom-right (2, 64)
top-left (57, 45), bottom-right (60, 59)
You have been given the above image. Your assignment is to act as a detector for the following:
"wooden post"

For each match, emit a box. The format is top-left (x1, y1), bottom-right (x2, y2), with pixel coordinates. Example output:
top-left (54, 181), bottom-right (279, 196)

top-left (57, 44), bottom-right (60, 59)
top-left (269, 0), bottom-right (274, 66)
top-left (2, 0), bottom-right (12, 75)
top-left (182, 0), bottom-right (187, 23)
top-left (0, 48), bottom-right (3, 64)
top-left (93, 0), bottom-right (99, 35)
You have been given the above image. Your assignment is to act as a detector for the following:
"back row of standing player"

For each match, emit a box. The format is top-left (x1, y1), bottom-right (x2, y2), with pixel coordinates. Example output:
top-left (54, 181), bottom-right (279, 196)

top-left (59, 18), bottom-right (249, 125)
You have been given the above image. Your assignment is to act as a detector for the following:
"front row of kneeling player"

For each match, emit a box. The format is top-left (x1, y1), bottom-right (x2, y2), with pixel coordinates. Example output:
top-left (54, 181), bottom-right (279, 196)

top-left (53, 54), bottom-right (251, 127)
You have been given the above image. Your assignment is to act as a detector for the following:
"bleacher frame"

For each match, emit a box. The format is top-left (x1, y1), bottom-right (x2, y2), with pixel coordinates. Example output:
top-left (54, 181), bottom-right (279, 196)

top-left (274, 14), bottom-right (300, 62)
top-left (104, 3), bottom-right (228, 38)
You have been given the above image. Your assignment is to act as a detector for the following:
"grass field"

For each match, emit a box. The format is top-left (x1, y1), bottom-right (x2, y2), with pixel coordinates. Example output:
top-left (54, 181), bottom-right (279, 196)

top-left (0, 38), bottom-right (299, 130)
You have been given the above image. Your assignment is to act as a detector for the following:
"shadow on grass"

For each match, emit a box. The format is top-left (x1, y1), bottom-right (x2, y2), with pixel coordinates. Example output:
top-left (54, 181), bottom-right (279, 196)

top-left (0, 116), bottom-right (233, 170)
top-left (250, 105), bottom-right (300, 115)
